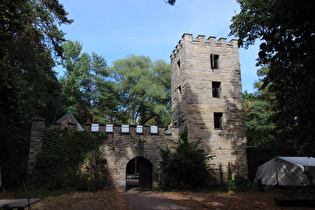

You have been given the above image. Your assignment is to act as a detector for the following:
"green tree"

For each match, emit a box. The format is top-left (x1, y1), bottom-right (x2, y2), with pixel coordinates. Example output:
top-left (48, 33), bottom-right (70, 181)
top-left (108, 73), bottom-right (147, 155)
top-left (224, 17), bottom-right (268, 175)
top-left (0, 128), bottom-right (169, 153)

top-left (243, 67), bottom-right (276, 147)
top-left (59, 40), bottom-right (91, 123)
top-left (159, 128), bottom-right (213, 190)
top-left (0, 0), bottom-right (71, 187)
top-left (59, 41), bottom-right (123, 124)
top-left (109, 55), bottom-right (171, 125)
top-left (90, 52), bottom-right (123, 124)
top-left (138, 59), bottom-right (172, 126)
top-left (230, 0), bottom-right (315, 156)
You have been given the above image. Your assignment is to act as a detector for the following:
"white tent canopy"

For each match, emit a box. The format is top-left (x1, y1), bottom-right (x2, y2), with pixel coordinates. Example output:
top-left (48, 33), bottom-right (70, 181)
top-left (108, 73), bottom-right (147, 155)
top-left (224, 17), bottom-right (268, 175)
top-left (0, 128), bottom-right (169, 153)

top-left (255, 157), bottom-right (315, 186)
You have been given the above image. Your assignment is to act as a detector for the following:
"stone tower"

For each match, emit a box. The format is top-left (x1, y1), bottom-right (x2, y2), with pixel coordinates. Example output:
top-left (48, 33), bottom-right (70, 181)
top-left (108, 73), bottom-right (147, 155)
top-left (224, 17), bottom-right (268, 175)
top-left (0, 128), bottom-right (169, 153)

top-left (170, 33), bottom-right (248, 181)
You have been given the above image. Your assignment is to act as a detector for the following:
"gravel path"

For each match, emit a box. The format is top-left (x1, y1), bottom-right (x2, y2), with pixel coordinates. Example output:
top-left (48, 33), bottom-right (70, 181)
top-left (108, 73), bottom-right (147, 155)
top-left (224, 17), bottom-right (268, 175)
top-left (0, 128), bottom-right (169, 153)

top-left (125, 188), bottom-right (192, 210)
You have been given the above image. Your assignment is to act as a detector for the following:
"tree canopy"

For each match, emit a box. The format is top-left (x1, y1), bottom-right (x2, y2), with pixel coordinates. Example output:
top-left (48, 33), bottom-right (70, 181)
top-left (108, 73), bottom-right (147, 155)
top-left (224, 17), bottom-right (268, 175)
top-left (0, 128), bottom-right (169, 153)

top-left (59, 41), bottom-right (123, 124)
top-left (109, 54), bottom-right (171, 125)
top-left (231, 0), bottom-right (315, 156)
top-left (243, 67), bottom-right (276, 148)
top-left (0, 0), bottom-right (72, 187)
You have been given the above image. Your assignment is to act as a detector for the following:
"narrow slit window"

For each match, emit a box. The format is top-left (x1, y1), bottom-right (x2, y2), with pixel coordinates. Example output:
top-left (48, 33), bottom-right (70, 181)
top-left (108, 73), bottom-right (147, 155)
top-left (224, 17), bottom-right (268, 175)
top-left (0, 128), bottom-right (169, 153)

top-left (177, 85), bottom-right (182, 101)
top-left (212, 82), bottom-right (221, 98)
top-left (214, 113), bottom-right (223, 130)
top-left (210, 54), bottom-right (219, 69)
top-left (177, 60), bottom-right (181, 70)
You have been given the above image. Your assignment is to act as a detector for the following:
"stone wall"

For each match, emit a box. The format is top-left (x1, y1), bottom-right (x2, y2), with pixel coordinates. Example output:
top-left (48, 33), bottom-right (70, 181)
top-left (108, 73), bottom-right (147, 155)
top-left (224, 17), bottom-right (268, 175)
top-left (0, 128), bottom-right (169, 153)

top-left (28, 119), bottom-right (178, 190)
top-left (84, 124), bottom-right (177, 190)
top-left (28, 118), bottom-right (45, 174)
top-left (170, 33), bottom-right (248, 181)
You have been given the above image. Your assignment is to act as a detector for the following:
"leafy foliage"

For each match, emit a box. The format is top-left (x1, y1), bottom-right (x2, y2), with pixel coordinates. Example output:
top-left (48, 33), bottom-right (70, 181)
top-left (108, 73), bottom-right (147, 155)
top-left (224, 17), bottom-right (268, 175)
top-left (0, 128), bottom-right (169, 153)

top-left (110, 54), bottom-right (171, 126)
top-left (159, 128), bottom-right (214, 190)
top-left (243, 67), bottom-right (276, 147)
top-left (226, 163), bottom-right (252, 191)
top-left (0, 0), bottom-right (71, 187)
top-left (231, 0), bottom-right (315, 156)
top-left (59, 41), bottom-right (127, 124)
top-left (33, 130), bottom-right (107, 190)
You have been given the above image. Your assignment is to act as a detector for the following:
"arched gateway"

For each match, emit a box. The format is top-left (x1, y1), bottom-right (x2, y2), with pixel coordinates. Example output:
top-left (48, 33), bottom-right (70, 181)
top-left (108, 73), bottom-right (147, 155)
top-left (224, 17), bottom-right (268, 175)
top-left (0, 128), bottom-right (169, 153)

top-left (126, 156), bottom-right (152, 190)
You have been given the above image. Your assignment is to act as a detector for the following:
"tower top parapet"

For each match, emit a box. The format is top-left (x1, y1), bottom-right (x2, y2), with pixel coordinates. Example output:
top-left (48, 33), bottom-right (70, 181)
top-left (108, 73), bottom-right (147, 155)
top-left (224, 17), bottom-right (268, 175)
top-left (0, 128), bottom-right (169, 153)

top-left (171, 33), bottom-right (238, 60)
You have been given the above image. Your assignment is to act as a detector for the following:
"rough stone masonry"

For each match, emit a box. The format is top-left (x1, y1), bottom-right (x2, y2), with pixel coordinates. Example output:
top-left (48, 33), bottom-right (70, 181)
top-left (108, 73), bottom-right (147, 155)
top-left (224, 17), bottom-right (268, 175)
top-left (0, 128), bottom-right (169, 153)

top-left (170, 33), bottom-right (248, 180)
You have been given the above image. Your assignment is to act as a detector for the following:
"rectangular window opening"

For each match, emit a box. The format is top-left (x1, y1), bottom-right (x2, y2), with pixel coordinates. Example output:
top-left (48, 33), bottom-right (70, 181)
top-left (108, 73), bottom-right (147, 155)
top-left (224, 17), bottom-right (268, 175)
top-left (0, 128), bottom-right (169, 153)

top-left (212, 82), bottom-right (221, 98)
top-left (210, 54), bottom-right (219, 69)
top-left (214, 113), bottom-right (223, 130)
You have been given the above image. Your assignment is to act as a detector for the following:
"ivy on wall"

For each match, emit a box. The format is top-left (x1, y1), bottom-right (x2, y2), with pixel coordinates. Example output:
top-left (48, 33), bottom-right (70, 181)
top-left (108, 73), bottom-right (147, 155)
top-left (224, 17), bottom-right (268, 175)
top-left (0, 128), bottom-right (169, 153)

top-left (33, 129), bottom-right (107, 190)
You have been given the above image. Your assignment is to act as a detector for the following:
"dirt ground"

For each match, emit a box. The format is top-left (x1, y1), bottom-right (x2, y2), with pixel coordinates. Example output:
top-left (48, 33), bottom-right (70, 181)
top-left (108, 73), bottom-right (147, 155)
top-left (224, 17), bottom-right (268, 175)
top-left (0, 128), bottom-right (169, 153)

top-left (161, 189), bottom-right (314, 210)
top-left (30, 190), bottom-right (131, 210)
top-left (3, 188), bottom-right (315, 209)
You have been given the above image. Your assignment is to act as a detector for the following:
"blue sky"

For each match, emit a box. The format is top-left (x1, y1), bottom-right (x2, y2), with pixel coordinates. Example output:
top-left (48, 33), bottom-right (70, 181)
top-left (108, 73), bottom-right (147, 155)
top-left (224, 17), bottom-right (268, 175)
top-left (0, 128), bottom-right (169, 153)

top-left (57, 0), bottom-right (260, 93)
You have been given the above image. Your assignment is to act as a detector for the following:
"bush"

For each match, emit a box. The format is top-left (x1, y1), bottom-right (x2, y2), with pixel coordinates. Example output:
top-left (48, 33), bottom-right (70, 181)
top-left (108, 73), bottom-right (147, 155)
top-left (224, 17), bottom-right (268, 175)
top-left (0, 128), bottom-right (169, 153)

top-left (33, 130), bottom-right (107, 190)
top-left (159, 127), bottom-right (214, 190)
top-left (226, 163), bottom-right (252, 191)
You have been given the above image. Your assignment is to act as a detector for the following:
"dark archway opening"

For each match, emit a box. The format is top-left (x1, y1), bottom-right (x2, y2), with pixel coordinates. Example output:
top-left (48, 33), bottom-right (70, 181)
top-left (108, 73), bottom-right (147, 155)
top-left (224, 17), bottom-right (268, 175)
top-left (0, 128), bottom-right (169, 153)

top-left (126, 156), bottom-right (152, 191)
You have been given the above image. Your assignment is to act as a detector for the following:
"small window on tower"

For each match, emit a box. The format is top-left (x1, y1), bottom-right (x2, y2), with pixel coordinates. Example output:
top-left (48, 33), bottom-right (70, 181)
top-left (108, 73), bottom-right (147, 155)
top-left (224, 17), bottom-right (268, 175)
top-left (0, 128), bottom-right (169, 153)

top-left (178, 85), bottom-right (182, 94)
top-left (210, 54), bottom-right (219, 69)
top-left (214, 113), bottom-right (223, 130)
top-left (212, 82), bottom-right (221, 98)
top-left (177, 60), bottom-right (181, 70)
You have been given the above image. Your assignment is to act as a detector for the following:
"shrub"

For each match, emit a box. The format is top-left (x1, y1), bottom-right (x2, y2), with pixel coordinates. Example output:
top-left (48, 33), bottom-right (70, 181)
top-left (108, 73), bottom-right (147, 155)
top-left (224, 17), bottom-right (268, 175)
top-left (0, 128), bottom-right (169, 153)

top-left (159, 127), bottom-right (214, 190)
top-left (226, 163), bottom-right (252, 191)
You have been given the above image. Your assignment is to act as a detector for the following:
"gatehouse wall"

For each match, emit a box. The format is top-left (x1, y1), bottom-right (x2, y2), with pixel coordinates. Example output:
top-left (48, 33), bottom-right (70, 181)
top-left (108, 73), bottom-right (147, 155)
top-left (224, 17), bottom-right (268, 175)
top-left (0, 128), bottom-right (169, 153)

top-left (28, 119), bottom-right (178, 190)
top-left (84, 124), bottom-right (178, 190)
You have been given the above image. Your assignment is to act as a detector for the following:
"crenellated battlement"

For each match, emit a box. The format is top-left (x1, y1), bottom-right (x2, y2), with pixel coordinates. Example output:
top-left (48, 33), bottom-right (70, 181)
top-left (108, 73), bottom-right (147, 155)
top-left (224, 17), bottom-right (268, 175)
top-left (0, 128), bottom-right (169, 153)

top-left (82, 123), bottom-right (176, 136)
top-left (171, 33), bottom-right (238, 60)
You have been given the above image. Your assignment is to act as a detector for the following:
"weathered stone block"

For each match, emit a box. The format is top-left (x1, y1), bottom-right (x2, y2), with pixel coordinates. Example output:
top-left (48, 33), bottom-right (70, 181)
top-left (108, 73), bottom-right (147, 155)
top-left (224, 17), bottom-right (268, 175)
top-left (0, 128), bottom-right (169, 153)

top-left (171, 34), bottom-right (248, 180)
